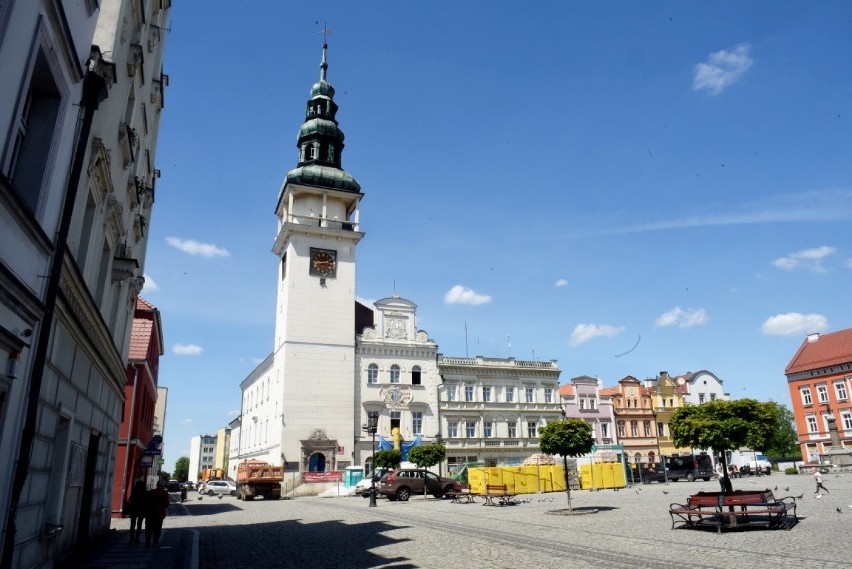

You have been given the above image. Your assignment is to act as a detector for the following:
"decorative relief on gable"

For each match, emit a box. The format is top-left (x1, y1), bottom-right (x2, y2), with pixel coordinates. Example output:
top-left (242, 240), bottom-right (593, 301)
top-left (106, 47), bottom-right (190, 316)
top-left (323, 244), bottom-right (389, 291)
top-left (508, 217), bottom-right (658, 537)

top-left (362, 328), bottom-right (376, 340)
top-left (308, 429), bottom-right (328, 441)
top-left (381, 386), bottom-right (412, 409)
top-left (416, 331), bottom-right (428, 343)
top-left (385, 317), bottom-right (407, 340)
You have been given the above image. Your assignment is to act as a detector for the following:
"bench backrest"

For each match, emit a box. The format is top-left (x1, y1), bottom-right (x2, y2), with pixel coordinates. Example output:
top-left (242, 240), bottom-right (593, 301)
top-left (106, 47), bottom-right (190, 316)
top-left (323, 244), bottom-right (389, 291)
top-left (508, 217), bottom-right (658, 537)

top-left (720, 491), bottom-right (774, 507)
top-left (485, 484), bottom-right (508, 494)
top-left (688, 494), bottom-right (722, 507)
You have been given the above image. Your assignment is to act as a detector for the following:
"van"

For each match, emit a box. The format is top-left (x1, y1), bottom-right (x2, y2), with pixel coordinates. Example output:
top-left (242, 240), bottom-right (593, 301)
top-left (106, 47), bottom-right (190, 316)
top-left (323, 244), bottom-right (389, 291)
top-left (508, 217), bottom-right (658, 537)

top-left (664, 454), bottom-right (714, 482)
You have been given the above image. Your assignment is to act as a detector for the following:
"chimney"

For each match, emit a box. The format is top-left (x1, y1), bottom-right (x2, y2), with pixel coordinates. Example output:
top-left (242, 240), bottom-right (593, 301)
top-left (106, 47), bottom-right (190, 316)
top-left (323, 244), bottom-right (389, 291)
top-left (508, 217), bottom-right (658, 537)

top-left (807, 333), bottom-right (820, 343)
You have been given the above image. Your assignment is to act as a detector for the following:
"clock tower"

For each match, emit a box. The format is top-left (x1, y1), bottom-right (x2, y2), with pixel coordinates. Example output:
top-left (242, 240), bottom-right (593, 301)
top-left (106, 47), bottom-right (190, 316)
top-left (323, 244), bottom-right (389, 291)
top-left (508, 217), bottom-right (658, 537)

top-left (270, 41), bottom-right (363, 472)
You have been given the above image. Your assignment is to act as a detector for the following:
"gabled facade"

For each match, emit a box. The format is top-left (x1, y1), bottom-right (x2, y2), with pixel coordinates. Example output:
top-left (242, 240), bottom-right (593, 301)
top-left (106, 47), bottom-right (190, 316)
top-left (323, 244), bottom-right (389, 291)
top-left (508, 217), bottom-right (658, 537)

top-left (611, 376), bottom-right (659, 465)
top-left (644, 371), bottom-right (690, 457)
top-left (560, 376), bottom-right (616, 445)
top-left (678, 369), bottom-right (730, 405)
top-left (786, 328), bottom-right (852, 464)
top-left (111, 296), bottom-right (163, 518)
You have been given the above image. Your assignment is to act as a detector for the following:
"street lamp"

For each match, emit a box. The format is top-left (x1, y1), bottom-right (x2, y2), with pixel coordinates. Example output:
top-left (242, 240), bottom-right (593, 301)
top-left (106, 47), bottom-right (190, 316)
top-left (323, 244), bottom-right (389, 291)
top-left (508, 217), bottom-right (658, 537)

top-left (367, 411), bottom-right (379, 508)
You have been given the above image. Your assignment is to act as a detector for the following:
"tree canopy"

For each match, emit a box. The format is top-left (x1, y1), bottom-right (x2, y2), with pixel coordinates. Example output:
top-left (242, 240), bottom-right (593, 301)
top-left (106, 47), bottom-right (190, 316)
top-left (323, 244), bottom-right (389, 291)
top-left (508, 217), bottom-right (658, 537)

top-left (669, 398), bottom-right (781, 491)
top-left (372, 449), bottom-right (402, 470)
top-left (764, 403), bottom-right (800, 458)
top-left (407, 444), bottom-right (446, 469)
top-left (173, 457), bottom-right (189, 482)
top-left (539, 419), bottom-right (594, 510)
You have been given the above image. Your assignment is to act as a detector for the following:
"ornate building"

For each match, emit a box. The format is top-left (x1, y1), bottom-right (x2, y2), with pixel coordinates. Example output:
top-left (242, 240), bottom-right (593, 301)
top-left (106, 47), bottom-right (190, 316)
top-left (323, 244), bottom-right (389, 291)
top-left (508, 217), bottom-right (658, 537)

top-left (610, 376), bottom-right (659, 465)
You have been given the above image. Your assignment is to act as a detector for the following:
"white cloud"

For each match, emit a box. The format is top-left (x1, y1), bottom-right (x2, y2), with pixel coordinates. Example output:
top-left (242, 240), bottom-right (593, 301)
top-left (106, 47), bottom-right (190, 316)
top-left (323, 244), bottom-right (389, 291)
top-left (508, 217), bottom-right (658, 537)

top-left (569, 323), bottom-right (626, 347)
top-left (772, 246), bottom-right (836, 272)
top-left (226, 409), bottom-right (240, 417)
top-left (655, 307), bottom-right (709, 329)
top-left (143, 274), bottom-right (159, 292)
top-left (693, 43), bottom-right (753, 95)
top-left (760, 313), bottom-right (828, 336)
top-left (182, 418), bottom-right (194, 427)
top-left (555, 279), bottom-right (568, 287)
top-left (173, 343), bottom-right (203, 356)
top-left (165, 236), bottom-right (229, 258)
top-left (444, 285), bottom-right (492, 305)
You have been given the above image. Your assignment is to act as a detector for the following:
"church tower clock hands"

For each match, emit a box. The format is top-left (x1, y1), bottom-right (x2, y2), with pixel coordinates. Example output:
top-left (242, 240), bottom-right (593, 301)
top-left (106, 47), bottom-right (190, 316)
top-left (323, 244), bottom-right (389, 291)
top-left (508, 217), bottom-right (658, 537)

top-left (271, 39), bottom-right (363, 474)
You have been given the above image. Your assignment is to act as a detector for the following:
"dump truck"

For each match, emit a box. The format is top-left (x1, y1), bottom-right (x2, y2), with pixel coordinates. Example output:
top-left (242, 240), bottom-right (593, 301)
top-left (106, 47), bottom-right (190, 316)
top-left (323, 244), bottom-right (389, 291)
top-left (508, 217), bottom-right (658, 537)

top-left (236, 460), bottom-right (284, 501)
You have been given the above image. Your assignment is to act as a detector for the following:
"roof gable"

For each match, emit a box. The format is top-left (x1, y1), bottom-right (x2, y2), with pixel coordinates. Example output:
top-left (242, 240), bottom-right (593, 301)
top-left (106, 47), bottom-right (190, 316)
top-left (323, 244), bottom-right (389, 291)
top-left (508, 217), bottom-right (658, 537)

top-left (785, 328), bottom-right (852, 375)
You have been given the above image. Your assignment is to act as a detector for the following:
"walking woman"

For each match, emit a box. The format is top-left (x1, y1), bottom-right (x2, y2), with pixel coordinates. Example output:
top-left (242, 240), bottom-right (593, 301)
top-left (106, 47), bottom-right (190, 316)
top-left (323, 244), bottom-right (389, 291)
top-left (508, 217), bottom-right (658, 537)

top-left (127, 479), bottom-right (147, 544)
top-left (145, 479), bottom-right (171, 545)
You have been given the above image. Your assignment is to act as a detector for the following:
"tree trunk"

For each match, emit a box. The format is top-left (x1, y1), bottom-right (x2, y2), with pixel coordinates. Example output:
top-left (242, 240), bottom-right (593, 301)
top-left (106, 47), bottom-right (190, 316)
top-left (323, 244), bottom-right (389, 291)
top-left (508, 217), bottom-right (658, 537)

top-left (563, 456), bottom-right (572, 511)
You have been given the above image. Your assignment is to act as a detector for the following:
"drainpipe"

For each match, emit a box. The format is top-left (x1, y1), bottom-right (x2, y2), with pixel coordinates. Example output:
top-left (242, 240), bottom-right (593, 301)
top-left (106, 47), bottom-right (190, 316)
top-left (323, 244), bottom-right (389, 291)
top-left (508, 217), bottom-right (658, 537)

top-left (118, 364), bottom-right (140, 515)
top-left (2, 69), bottom-right (107, 568)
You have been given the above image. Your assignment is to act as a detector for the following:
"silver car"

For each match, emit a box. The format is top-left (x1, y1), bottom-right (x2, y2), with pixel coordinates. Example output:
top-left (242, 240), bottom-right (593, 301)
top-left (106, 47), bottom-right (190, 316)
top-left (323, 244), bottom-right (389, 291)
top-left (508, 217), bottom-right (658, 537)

top-left (202, 480), bottom-right (236, 496)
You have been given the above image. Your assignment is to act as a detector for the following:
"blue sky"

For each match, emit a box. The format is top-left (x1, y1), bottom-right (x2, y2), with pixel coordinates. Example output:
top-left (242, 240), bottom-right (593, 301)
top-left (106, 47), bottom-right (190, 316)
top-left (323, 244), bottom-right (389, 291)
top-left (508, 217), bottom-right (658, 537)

top-left (145, 1), bottom-right (852, 472)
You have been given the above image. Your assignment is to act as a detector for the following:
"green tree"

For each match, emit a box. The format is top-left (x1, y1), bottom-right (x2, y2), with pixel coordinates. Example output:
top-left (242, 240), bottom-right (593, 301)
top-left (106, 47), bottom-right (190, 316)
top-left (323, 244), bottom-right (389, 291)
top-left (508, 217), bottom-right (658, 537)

top-left (372, 449), bottom-right (402, 470)
top-left (764, 403), bottom-right (800, 459)
top-left (407, 444), bottom-right (447, 497)
top-left (173, 457), bottom-right (190, 482)
top-left (670, 399), bottom-right (780, 493)
top-left (538, 419), bottom-right (594, 511)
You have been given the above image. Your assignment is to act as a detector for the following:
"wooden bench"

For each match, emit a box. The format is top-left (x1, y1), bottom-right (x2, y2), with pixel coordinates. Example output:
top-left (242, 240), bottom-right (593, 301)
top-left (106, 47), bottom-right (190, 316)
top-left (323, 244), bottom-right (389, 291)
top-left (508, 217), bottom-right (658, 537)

top-left (444, 484), bottom-right (477, 504)
top-left (481, 484), bottom-right (517, 506)
top-left (670, 490), bottom-right (797, 533)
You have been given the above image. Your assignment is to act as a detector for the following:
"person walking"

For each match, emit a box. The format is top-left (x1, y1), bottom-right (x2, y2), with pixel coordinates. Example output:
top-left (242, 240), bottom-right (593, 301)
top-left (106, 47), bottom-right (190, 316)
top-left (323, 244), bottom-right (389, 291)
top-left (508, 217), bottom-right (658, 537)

top-left (812, 468), bottom-right (829, 497)
top-left (144, 479), bottom-right (171, 545)
top-left (126, 479), bottom-right (148, 544)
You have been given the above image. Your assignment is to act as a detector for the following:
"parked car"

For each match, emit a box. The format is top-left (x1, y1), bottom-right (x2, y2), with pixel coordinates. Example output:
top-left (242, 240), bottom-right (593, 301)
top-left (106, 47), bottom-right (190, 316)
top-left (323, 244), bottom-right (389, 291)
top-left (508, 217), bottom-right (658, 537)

top-left (167, 480), bottom-right (182, 492)
top-left (354, 468), bottom-right (390, 498)
top-left (377, 468), bottom-right (457, 501)
top-left (203, 480), bottom-right (237, 496)
top-left (638, 464), bottom-right (667, 484)
top-left (664, 454), bottom-right (714, 482)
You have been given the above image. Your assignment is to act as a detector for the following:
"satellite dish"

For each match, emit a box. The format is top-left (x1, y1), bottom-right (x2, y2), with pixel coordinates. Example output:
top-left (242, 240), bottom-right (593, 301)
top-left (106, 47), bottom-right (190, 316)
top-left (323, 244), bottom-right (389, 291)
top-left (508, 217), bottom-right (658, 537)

top-left (676, 377), bottom-right (685, 385)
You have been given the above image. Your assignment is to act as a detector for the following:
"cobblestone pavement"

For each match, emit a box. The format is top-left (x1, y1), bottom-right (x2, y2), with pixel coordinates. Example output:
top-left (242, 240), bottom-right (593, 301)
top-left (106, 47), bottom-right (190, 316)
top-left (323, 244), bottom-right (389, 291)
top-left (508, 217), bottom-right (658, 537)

top-left (105, 473), bottom-right (852, 569)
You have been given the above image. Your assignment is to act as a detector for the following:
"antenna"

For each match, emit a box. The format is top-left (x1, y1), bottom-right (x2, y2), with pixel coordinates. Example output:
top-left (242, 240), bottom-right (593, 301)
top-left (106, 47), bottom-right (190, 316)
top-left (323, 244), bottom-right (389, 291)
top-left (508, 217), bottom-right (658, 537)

top-left (318, 23), bottom-right (333, 43)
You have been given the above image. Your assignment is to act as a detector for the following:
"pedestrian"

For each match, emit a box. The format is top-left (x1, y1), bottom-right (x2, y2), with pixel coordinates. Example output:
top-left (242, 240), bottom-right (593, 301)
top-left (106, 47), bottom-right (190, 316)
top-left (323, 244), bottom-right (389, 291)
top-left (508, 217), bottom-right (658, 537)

top-left (126, 479), bottom-right (148, 544)
top-left (145, 479), bottom-right (170, 545)
top-left (812, 468), bottom-right (829, 497)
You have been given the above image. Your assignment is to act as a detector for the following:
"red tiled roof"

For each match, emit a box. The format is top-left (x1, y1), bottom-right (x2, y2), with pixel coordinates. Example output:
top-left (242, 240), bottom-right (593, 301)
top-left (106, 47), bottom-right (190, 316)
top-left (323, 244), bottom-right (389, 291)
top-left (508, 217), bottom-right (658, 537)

top-left (136, 295), bottom-right (156, 312)
top-left (785, 328), bottom-right (852, 375)
top-left (559, 384), bottom-right (574, 396)
top-left (128, 318), bottom-right (153, 360)
top-left (599, 387), bottom-right (619, 396)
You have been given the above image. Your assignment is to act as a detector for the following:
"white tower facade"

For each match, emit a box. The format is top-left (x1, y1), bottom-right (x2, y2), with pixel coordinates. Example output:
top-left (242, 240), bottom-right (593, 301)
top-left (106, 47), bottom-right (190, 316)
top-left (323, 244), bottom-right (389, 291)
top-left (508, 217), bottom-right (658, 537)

top-left (269, 42), bottom-right (363, 472)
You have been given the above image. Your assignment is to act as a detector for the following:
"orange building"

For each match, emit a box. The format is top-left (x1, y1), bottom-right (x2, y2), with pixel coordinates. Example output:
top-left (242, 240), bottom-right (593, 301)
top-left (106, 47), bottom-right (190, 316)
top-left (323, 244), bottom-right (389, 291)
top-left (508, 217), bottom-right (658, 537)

top-left (785, 328), bottom-right (852, 465)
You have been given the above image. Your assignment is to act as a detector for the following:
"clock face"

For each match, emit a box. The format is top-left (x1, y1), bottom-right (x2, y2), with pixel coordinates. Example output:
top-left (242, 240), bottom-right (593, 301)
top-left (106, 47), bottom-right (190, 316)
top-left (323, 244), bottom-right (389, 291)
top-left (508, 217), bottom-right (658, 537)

top-left (309, 248), bottom-right (337, 277)
top-left (628, 388), bottom-right (636, 396)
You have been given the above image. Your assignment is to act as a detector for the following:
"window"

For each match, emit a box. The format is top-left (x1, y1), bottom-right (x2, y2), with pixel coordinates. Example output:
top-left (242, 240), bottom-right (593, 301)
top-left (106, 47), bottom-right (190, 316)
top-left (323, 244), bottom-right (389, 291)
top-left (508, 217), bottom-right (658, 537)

top-left (835, 382), bottom-right (848, 401)
top-left (505, 387), bottom-right (514, 402)
top-left (544, 388), bottom-right (553, 403)
top-left (630, 421), bottom-right (638, 437)
top-left (367, 363), bottom-right (378, 384)
top-left (600, 423), bottom-right (609, 439)
top-left (447, 385), bottom-right (457, 401)
top-left (482, 386), bottom-right (491, 402)
top-left (817, 384), bottom-right (828, 403)
top-left (412, 412), bottom-right (422, 435)
top-left (698, 393), bottom-right (705, 403)
top-left (390, 365), bottom-right (400, 384)
top-left (508, 421), bottom-right (517, 438)
top-left (801, 388), bottom-right (813, 406)
top-left (411, 366), bottom-right (421, 385)
top-left (842, 411), bottom-right (852, 431)
top-left (464, 386), bottom-right (474, 402)
top-left (644, 421), bottom-right (652, 437)
top-left (525, 388), bottom-right (534, 403)
top-left (527, 421), bottom-right (537, 438)
top-left (806, 415), bottom-right (818, 433)
top-left (617, 421), bottom-right (625, 437)
top-left (656, 422), bottom-right (664, 436)
top-left (448, 421), bottom-right (458, 438)
top-left (579, 398), bottom-right (585, 410)
top-left (710, 393), bottom-right (717, 401)
top-left (589, 398), bottom-right (596, 410)
top-left (7, 47), bottom-right (63, 213)
top-left (466, 421), bottom-right (476, 438)
top-left (484, 422), bottom-right (493, 438)
top-left (390, 411), bottom-right (401, 430)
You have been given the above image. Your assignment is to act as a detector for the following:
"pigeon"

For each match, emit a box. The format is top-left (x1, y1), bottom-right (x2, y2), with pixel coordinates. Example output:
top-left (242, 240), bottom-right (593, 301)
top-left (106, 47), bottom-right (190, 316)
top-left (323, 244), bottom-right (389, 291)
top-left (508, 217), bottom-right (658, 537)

top-left (662, 491), bottom-right (669, 495)
top-left (795, 494), bottom-right (804, 499)
top-left (837, 507), bottom-right (842, 513)
top-left (784, 486), bottom-right (790, 492)
top-left (774, 486), bottom-right (778, 491)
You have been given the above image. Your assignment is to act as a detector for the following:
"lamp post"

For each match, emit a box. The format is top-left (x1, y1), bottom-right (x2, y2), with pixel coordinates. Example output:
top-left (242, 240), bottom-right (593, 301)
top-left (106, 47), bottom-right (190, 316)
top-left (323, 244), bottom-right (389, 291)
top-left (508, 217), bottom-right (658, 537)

top-left (367, 411), bottom-right (379, 507)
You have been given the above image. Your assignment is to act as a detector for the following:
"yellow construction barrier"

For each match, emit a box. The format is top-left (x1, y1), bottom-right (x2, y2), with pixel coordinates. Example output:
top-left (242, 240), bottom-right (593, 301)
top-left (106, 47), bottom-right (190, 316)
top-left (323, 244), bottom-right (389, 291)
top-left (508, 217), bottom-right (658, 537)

top-left (579, 462), bottom-right (626, 490)
top-left (467, 465), bottom-right (567, 494)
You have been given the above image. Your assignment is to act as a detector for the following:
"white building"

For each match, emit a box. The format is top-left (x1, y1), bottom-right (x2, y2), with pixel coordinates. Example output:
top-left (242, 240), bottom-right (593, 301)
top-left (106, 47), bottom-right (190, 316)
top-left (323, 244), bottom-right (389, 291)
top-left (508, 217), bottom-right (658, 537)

top-left (188, 434), bottom-right (218, 483)
top-left (0, 1), bottom-right (170, 565)
top-left (676, 370), bottom-right (731, 405)
top-left (438, 356), bottom-right (563, 475)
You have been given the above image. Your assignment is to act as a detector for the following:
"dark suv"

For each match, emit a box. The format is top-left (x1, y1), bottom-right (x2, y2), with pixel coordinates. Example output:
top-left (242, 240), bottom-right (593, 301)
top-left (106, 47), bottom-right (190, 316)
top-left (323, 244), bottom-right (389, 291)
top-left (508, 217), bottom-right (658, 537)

top-left (377, 469), bottom-right (457, 501)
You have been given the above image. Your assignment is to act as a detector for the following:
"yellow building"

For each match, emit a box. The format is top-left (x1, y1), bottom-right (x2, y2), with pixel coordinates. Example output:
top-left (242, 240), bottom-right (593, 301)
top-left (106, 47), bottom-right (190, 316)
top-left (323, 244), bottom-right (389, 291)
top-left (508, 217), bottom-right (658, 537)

top-left (649, 371), bottom-right (690, 457)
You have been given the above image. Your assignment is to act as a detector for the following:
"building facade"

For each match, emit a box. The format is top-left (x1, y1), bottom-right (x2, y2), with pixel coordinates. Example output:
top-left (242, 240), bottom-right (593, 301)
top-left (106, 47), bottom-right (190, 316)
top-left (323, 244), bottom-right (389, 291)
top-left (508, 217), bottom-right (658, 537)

top-left (437, 356), bottom-right (563, 475)
top-left (786, 329), bottom-right (852, 465)
top-left (611, 376), bottom-right (659, 466)
top-left (0, 1), bottom-right (170, 566)
top-left (188, 434), bottom-right (218, 483)
top-left (560, 376), bottom-right (616, 446)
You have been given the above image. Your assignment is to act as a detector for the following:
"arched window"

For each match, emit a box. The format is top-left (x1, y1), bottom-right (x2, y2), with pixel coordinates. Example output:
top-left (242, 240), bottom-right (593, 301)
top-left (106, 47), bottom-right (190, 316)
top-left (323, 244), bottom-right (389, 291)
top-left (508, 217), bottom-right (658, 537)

top-left (367, 363), bottom-right (378, 384)
top-left (390, 365), bottom-right (400, 384)
top-left (411, 365), bottom-right (422, 385)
